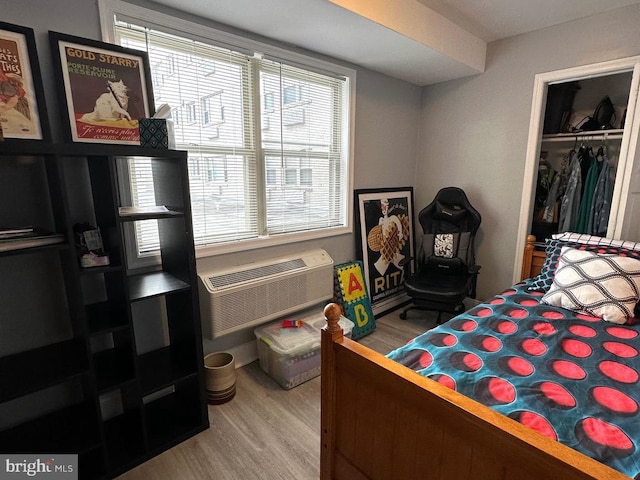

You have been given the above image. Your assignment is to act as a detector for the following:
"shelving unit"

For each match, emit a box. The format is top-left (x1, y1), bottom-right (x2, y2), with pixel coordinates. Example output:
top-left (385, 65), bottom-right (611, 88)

top-left (0, 142), bottom-right (208, 479)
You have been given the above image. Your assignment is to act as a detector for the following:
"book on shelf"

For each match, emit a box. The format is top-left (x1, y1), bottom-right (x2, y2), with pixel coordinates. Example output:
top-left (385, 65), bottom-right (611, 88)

top-left (0, 226), bottom-right (35, 239)
top-left (0, 232), bottom-right (64, 252)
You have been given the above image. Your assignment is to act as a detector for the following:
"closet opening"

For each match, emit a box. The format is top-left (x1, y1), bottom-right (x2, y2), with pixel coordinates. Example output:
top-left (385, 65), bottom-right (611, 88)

top-left (531, 73), bottom-right (631, 249)
top-left (514, 56), bottom-right (640, 282)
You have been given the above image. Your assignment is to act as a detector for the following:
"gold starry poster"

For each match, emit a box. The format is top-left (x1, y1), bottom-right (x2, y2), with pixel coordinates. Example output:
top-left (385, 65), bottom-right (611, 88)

top-left (50, 32), bottom-right (153, 145)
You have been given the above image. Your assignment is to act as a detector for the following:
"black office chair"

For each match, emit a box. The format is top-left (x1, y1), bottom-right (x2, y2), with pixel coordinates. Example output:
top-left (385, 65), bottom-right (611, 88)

top-left (400, 187), bottom-right (481, 323)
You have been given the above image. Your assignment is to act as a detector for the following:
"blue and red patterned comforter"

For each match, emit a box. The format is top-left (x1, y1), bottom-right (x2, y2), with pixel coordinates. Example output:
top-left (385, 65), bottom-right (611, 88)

top-left (387, 281), bottom-right (640, 478)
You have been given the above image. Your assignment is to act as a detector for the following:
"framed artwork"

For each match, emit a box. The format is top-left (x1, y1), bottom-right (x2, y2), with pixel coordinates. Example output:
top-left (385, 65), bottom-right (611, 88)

top-left (49, 31), bottom-right (154, 145)
top-left (0, 21), bottom-right (49, 141)
top-left (355, 187), bottom-right (415, 316)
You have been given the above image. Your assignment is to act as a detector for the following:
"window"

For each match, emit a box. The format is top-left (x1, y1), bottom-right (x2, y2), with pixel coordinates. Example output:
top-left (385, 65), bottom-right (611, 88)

top-left (282, 108), bottom-right (305, 126)
top-left (183, 102), bottom-right (196, 124)
top-left (108, 5), bottom-right (353, 257)
top-left (283, 83), bottom-right (309, 106)
top-left (202, 92), bottom-right (225, 126)
top-left (263, 92), bottom-right (274, 112)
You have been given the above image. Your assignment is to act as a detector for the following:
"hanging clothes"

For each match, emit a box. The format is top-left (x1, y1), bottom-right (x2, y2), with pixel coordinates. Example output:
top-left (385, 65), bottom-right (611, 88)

top-left (558, 150), bottom-right (582, 233)
top-left (588, 153), bottom-right (613, 236)
top-left (541, 171), bottom-right (561, 223)
top-left (575, 150), bottom-right (600, 233)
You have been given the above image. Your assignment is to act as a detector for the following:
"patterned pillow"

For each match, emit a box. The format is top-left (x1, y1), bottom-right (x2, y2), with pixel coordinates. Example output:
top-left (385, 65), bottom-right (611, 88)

top-left (541, 246), bottom-right (640, 324)
top-left (552, 232), bottom-right (640, 252)
top-left (434, 234), bottom-right (454, 258)
top-left (422, 232), bottom-right (471, 263)
top-left (527, 239), bottom-right (640, 292)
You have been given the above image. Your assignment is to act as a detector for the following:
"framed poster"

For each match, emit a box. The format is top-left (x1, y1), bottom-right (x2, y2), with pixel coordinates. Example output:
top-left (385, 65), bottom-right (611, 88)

top-left (49, 31), bottom-right (154, 145)
top-left (355, 187), bottom-right (415, 316)
top-left (0, 21), bottom-right (49, 141)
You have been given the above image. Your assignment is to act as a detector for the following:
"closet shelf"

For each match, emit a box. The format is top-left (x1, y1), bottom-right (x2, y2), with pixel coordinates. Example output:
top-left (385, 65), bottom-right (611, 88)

top-left (541, 129), bottom-right (624, 142)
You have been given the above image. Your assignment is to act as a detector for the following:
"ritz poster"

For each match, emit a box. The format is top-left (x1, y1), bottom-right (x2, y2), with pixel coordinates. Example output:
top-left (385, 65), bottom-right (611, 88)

top-left (356, 188), bottom-right (415, 316)
top-left (56, 38), bottom-right (151, 144)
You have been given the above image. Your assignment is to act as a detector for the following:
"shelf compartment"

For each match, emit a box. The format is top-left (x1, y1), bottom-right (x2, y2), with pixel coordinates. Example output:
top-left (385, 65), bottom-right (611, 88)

top-left (0, 155), bottom-right (60, 233)
top-left (0, 401), bottom-right (101, 453)
top-left (104, 408), bottom-right (146, 469)
top-left (86, 301), bottom-right (129, 336)
top-left (128, 271), bottom-right (190, 302)
top-left (137, 346), bottom-right (198, 395)
top-left (0, 338), bottom-right (89, 403)
top-left (94, 344), bottom-right (136, 392)
top-left (144, 378), bottom-right (206, 451)
top-left (79, 447), bottom-right (108, 480)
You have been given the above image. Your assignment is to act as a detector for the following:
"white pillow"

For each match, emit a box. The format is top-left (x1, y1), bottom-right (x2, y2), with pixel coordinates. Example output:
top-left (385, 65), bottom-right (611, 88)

top-left (541, 246), bottom-right (640, 324)
top-left (552, 232), bottom-right (640, 252)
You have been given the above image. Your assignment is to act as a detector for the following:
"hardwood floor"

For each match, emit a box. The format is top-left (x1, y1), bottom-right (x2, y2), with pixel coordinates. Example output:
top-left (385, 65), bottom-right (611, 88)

top-left (117, 308), bottom-right (443, 480)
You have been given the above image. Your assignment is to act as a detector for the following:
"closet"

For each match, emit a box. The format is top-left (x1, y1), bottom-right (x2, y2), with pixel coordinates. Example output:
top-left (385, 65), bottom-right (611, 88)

top-left (515, 55), bottom-right (640, 280)
top-left (531, 73), bottom-right (631, 245)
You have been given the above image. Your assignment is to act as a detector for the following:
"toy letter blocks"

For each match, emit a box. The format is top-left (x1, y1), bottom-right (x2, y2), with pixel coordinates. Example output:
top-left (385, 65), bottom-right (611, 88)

top-left (334, 261), bottom-right (376, 339)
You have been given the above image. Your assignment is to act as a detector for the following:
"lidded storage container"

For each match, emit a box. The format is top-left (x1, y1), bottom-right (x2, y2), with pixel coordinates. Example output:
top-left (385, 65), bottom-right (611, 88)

top-left (254, 312), bottom-right (353, 389)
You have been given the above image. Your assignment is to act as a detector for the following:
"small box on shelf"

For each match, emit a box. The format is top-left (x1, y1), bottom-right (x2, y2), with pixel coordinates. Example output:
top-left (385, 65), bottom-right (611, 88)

top-left (138, 118), bottom-right (175, 149)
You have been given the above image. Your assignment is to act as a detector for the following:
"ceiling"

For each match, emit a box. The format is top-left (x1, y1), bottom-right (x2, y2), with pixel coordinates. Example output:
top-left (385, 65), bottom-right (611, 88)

top-left (148, 0), bottom-right (640, 86)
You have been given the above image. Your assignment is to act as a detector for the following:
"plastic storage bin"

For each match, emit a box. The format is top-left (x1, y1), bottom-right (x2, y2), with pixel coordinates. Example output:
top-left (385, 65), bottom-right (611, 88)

top-left (254, 311), bottom-right (354, 389)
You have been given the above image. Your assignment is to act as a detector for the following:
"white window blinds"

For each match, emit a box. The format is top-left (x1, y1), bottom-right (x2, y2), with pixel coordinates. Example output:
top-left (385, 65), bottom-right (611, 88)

top-left (113, 20), bottom-right (349, 254)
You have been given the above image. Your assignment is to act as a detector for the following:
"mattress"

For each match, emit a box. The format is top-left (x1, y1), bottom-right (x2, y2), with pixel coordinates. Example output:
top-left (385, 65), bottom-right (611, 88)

top-left (387, 281), bottom-right (640, 478)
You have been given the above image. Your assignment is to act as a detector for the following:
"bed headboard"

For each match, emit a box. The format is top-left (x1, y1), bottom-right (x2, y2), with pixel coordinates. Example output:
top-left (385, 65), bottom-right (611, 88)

top-left (521, 234), bottom-right (544, 281)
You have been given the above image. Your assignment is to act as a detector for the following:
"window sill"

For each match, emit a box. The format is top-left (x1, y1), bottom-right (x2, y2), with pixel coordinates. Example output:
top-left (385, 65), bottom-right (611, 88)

top-left (194, 225), bottom-right (351, 258)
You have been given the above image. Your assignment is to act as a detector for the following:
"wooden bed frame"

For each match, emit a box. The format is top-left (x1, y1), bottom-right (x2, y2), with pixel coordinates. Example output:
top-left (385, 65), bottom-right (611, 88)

top-left (321, 235), bottom-right (629, 480)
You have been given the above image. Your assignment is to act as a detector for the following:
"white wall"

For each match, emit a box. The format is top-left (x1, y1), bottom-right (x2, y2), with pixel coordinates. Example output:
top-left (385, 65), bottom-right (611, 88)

top-left (417, 3), bottom-right (640, 299)
top-left (3, 0), bottom-right (421, 354)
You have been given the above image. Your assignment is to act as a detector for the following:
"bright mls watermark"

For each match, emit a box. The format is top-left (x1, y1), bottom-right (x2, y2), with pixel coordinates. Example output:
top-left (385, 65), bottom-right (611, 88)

top-left (0, 455), bottom-right (77, 479)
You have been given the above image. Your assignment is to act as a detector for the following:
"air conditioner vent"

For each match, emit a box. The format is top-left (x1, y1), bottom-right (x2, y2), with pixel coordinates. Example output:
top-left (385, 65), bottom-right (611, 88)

top-left (208, 258), bottom-right (306, 289)
top-left (198, 249), bottom-right (333, 338)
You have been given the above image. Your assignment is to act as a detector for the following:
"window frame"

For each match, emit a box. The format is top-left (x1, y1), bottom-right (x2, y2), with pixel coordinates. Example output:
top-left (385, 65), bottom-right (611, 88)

top-left (98, 0), bottom-right (355, 261)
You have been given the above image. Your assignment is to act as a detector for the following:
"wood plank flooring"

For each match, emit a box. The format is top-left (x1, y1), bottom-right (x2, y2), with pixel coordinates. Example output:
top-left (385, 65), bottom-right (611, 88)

top-left (117, 308), bottom-right (443, 480)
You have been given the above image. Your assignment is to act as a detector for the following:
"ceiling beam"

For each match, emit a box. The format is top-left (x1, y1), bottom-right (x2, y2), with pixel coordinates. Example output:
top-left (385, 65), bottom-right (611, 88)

top-left (328, 0), bottom-right (486, 77)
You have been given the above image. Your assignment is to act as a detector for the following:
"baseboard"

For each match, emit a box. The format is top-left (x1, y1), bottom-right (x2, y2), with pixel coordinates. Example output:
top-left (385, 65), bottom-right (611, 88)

top-left (464, 297), bottom-right (481, 309)
top-left (227, 340), bottom-right (258, 369)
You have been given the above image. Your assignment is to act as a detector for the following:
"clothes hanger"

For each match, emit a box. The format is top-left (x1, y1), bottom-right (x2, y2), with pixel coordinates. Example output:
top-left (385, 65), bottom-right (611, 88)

top-left (597, 136), bottom-right (606, 159)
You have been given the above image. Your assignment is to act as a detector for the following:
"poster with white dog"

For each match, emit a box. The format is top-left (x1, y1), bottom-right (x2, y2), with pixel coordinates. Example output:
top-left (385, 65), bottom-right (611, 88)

top-left (53, 34), bottom-right (152, 144)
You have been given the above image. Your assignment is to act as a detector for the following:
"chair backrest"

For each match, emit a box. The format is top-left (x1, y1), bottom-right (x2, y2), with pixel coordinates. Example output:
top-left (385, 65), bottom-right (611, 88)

top-left (418, 187), bottom-right (481, 273)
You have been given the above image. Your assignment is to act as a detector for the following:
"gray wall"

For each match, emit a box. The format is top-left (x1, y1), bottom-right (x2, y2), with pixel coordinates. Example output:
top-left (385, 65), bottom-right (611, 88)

top-left (417, 4), bottom-right (640, 299)
top-left (14, 0), bottom-right (640, 349)
top-left (3, 0), bottom-right (420, 353)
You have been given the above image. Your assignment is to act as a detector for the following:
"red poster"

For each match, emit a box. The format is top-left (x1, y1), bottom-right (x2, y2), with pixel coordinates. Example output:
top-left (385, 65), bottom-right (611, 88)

top-left (57, 38), bottom-right (151, 144)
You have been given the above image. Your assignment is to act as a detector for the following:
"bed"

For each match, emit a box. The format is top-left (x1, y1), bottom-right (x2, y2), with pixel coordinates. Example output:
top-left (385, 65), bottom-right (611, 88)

top-left (321, 234), bottom-right (640, 479)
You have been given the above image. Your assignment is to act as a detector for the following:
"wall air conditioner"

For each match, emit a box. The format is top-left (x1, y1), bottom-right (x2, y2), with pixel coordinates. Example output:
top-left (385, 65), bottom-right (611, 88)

top-left (198, 249), bottom-right (334, 338)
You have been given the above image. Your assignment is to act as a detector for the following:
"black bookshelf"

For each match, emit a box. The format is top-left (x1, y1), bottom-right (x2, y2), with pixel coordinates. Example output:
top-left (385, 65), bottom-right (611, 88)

top-left (0, 143), bottom-right (208, 479)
